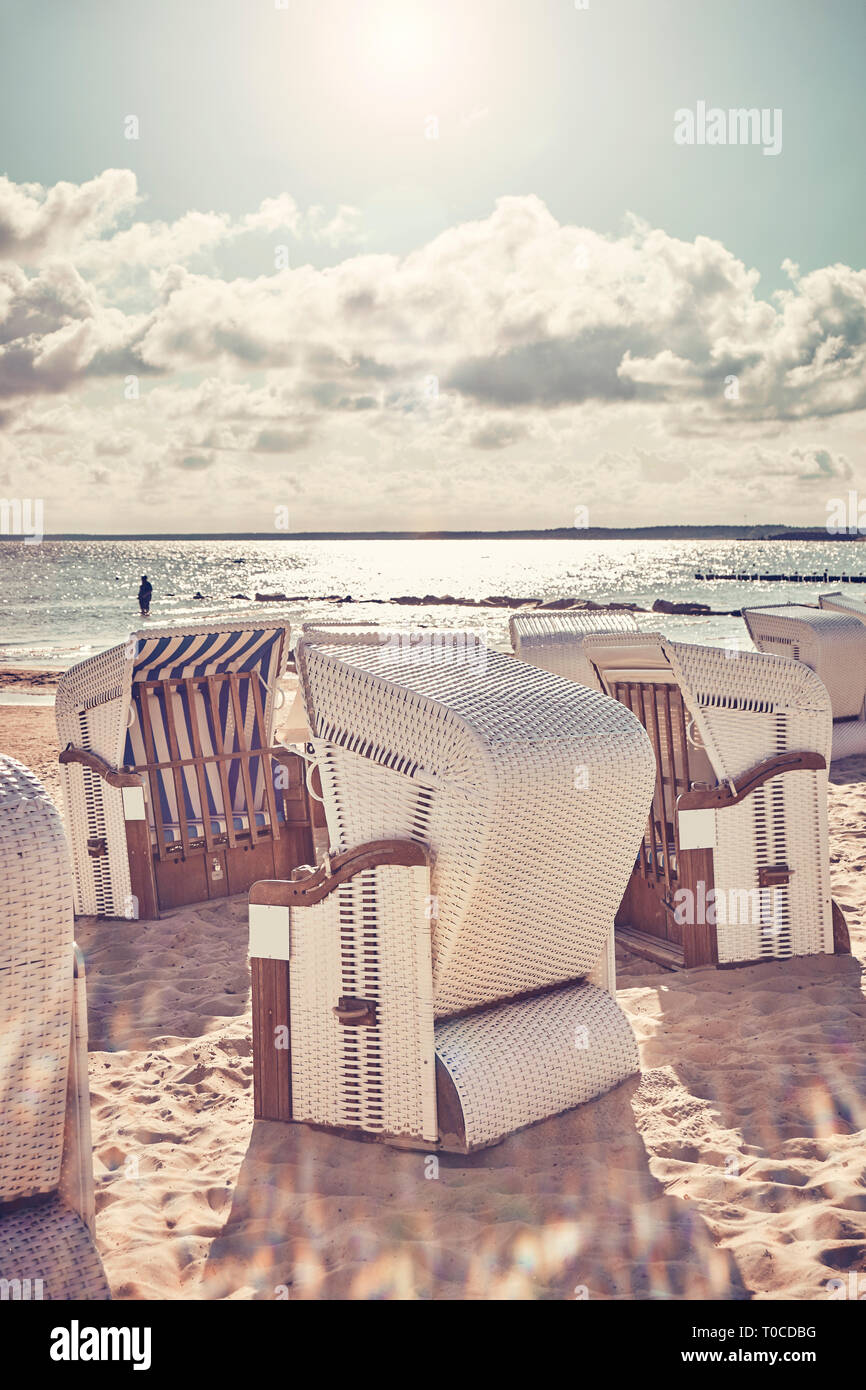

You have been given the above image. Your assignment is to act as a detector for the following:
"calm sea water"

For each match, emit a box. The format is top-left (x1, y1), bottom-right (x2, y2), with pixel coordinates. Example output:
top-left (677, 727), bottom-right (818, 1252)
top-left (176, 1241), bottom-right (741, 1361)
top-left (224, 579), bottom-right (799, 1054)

top-left (1, 537), bottom-right (864, 667)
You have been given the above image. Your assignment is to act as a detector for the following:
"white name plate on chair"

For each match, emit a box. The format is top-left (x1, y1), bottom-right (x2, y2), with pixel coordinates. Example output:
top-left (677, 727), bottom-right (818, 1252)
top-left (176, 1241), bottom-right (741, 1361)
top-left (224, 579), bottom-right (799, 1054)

top-left (121, 785), bottom-right (146, 821)
top-left (677, 807), bottom-right (716, 850)
top-left (249, 903), bottom-right (291, 961)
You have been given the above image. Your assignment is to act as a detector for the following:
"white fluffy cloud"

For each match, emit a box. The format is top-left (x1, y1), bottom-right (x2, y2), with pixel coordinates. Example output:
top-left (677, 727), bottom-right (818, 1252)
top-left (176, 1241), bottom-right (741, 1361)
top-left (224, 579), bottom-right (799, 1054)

top-left (0, 170), bottom-right (139, 262)
top-left (0, 173), bottom-right (863, 530)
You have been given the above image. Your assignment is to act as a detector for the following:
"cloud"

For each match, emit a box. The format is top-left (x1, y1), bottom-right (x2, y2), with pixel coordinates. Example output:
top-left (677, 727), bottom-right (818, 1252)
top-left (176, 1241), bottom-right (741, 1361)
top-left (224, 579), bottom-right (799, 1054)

top-left (1, 173), bottom-right (864, 528)
top-left (783, 447), bottom-right (851, 481)
top-left (0, 170), bottom-right (139, 262)
top-left (0, 261), bottom-right (146, 400)
top-left (253, 426), bottom-right (312, 452)
top-left (306, 203), bottom-right (366, 248)
top-left (110, 197), bottom-right (866, 427)
top-left (175, 453), bottom-right (214, 470)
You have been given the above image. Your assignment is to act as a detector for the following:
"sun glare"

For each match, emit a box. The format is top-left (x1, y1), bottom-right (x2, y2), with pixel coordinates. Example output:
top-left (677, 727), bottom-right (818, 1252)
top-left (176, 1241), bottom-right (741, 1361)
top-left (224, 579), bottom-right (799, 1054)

top-left (365, 6), bottom-right (433, 78)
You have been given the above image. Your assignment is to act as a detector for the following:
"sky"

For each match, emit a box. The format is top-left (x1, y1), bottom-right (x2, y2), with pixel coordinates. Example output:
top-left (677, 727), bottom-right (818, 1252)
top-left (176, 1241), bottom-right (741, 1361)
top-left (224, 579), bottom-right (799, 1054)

top-left (0, 0), bottom-right (864, 532)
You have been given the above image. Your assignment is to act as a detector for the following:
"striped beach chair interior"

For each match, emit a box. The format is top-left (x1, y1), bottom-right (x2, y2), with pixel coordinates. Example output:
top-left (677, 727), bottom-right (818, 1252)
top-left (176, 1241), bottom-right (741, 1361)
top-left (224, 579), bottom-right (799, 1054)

top-left (124, 625), bottom-right (288, 854)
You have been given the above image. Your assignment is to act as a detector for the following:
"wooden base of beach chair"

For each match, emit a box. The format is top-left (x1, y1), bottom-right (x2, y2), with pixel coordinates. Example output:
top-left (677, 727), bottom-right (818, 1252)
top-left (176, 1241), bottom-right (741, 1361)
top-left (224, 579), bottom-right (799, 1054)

top-left (615, 843), bottom-right (716, 970)
top-left (152, 827), bottom-right (304, 913)
top-left (60, 745), bottom-right (316, 921)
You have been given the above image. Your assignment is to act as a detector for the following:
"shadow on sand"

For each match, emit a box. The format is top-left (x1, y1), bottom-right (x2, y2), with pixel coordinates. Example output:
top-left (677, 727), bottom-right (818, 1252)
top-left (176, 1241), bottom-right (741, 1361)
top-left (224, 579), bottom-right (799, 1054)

top-left (200, 1073), bottom-right (749, 1300)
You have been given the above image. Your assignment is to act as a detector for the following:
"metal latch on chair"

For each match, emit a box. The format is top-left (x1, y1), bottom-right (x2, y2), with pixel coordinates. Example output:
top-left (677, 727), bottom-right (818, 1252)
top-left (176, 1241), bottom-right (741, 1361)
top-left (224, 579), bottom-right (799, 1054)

top-left (758, 865), bottom-right (792, 888)
top-left (333, 996), bottom-right (378, 1027)
top-left (86, 836), bottom-right (108, 859)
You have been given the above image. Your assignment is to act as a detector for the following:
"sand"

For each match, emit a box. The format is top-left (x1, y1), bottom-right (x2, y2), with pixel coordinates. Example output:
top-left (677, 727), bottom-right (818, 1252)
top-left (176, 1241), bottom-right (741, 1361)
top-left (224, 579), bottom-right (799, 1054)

top-left (1, 692), bottom-right (865, 1301)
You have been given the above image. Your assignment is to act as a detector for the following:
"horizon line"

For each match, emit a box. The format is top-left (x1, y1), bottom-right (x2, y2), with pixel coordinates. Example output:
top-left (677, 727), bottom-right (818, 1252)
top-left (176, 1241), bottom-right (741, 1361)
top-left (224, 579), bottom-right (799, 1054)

top-left (0, 524), bottom-right (859, 542)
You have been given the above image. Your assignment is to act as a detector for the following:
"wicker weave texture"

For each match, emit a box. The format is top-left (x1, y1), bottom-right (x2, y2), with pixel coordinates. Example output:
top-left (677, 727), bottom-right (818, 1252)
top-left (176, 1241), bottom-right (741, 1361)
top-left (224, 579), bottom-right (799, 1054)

top-left (289, 863), bottom-right (437, 1140)
top-left (511, 609), bottom-right (638, 643)
top-left (831, 719), bottom-right (866, 760)
top-left (0, 757), bottom-right (109, 1298)
top-left (298, 640), bottom-right (656, 1017)
top-left (665, 639), bottom-right (832, 781)
top-left (710, 767), bottom-right (832, 962)
top-left (58, 638), bottom-right (137, 918)
top-left (575, 632), bottom-right (832, 780)
top-left (818, 591), bottom-right (866, 621)
top-left (435, 982), bottom-right (639, 1150)
top-left (584, 635), bottom-right (834, 960)
top-left (514, 630), bottom-right (834, 962)
top-left (509, 611), bottom-right (639, 690)
top-left (743, 605), bottom-right (866, 720)
top-left (0, 1195), bottom-right (109, 1300)
top-left (0, 758), bottom-right (74, 1202)
top-left (56, 642), bottom-right (131, 765)
top-left (301, 623), bottom-right (484, 650)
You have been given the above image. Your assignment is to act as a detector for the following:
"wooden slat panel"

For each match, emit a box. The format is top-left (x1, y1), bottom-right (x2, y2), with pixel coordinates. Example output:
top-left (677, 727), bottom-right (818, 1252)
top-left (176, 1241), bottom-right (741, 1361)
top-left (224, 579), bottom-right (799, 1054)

top-left (162, 682), bottom-right (193, 859)
top-left (615, 682), bottom-right (651, 878)
top-left (155, 852), bottom-right (209, 909)
top-left (251, 958), bottom-right (292, 1121)
top-left (635, 683), bottom-right (663, 888)
top-left (250, 673), bottom-right (280, 841)
top-left (228, 673), bottom-right (260, 842)
top-left (124, 816), bottom-right (159, 920)
top-left (184, 678), bottom-right (216, 852)
top-left (206, 677), bottom-right (237, 849)
top-left (672, 689), bottom-right (692, 794)
top-left (663, 685), bottom-right (689, 931)
top-left (615, 924), bottom-right (685, 971)
top-left (661, 684), bottom-right (680, 800)
top-left (137, 687), bottom-right (169, 862)
top-left (678, 846), bottom-right (718, 968)
top-left (648, 686), bottom-right (672, 895)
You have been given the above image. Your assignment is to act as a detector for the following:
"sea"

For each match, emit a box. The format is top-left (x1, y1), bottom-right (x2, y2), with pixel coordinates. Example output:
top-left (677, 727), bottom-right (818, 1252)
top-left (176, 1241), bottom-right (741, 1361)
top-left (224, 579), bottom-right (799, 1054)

top-left (1, 537), bottom-right (865, 671)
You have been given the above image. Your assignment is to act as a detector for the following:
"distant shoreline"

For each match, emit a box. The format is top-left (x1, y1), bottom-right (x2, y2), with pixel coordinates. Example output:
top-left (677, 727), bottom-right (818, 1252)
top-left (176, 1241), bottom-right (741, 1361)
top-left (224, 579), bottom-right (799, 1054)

top-left (2, 526), bottom-right (862, 543)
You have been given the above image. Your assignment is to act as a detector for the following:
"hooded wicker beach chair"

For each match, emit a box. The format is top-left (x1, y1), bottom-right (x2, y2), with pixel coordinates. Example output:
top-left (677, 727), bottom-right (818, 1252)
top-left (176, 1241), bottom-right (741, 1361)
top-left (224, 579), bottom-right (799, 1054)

top-left (511, 614), bottom-right (846, 970)
top-left (510, 610), bottom-right (640, 687)
top-left (743, 604), bottom-right (866, 761)
top-left (818, 591), bottom-right (866, 620)
top-left (56, 618), bottom-right (313, 920)
top-left (249, 633), bottom-right (655, 1152)
top-left (0, 757), bottom-right (108, 1299)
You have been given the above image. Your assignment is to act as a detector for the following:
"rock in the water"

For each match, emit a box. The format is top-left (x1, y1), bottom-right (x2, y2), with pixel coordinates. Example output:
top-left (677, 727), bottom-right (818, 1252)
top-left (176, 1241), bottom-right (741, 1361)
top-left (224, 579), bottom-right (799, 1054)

top-left (652, 598), bottom-right (711, 615)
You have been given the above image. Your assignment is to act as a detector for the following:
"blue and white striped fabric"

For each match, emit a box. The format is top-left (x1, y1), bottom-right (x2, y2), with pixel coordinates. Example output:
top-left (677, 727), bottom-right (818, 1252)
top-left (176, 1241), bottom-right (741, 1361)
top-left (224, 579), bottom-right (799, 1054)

top-left (122, 624), bottom-right (288, 843)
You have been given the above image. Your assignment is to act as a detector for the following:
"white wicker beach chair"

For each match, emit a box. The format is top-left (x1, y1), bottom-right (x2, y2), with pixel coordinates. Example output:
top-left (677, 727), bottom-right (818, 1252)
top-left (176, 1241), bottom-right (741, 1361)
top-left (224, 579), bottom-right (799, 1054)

top-left (249, 635), bottom-right (655, 1152)
top-left (0, 757), bottom-right (109, 1299)
top-left (509, 610), bottom-right (639, 688)
top-left (743, 604), bottom-right (866, 761)
top-left (511, 615), bottom-right (845, 969)
top-left (300, 621), bottom-right (393, 645)
top-left (56, 618), bottom-right (314, 919)
top-left (300, 620), bottom-right (486, 652)
top-left (818, 591), bottom-right (866, 621)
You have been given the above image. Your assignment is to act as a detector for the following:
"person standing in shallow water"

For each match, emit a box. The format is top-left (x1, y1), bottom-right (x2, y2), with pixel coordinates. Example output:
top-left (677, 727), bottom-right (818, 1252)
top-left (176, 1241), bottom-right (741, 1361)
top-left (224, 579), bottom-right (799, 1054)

top-left (138, 575), bottom-right (152, 615)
